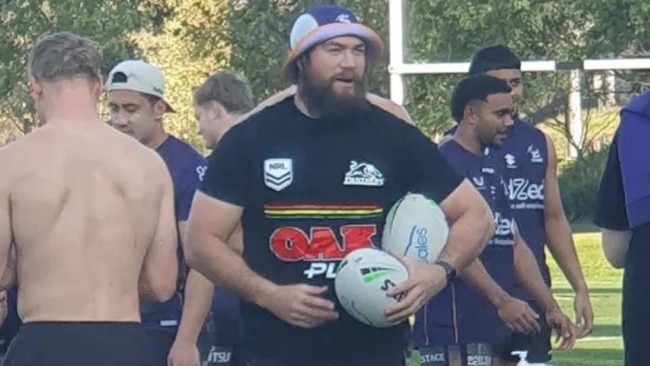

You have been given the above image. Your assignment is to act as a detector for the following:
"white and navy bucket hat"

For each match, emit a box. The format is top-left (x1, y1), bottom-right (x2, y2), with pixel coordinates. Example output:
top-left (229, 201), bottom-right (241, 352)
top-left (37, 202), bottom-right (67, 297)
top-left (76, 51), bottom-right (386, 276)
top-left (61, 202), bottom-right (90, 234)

top-left (283, 5), bottom-right (384, 80)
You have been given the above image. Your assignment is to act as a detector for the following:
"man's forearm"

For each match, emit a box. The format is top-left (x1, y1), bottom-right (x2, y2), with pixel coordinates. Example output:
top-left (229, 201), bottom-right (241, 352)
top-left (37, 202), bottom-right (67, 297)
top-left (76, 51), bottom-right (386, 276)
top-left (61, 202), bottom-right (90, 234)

top-left (460, 259), bottom-right (510, 307)
top-left (438, 208), bottom-right (493, 272)
top-left (545, 216), bottom-right (588, 294)
top-left (0, 247), bottom-right (15, 291)
top-left (186, 236), bottom-right (276, 308)
top-left (174, 270), bottom-right (215, 344)
top-left (601, 228), bottom-right (630, 269)
top-left (514, 239), bottom-right (559, 312)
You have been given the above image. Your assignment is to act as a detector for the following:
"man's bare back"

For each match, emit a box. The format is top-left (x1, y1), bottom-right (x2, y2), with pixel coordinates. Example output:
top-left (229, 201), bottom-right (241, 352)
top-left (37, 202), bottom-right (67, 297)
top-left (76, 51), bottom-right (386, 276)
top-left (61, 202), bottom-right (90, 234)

top-left (0, 121), bottom-right (178, 323)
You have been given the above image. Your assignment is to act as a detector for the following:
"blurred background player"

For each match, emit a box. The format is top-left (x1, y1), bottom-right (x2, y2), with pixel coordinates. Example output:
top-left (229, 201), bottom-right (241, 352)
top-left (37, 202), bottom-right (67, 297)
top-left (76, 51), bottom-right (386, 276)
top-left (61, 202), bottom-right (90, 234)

top-left (168, 70), bottom-right (254, 366)
top-left (106, 59), bottom-right (211, 365)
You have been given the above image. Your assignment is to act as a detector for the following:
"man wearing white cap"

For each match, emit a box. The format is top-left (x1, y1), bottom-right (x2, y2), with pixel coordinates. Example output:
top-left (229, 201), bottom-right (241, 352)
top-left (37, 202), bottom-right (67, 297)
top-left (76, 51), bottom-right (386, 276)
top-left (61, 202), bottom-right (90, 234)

top-left (106, 60), bottom-right (212, 365)
top-left (185, 4), bottom-right (495, 366)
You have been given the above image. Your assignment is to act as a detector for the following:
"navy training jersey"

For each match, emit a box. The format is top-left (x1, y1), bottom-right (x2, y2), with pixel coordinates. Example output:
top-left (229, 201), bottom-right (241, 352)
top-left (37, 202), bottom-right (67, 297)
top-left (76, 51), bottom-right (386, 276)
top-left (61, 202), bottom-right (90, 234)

top-left (140, 135), bottom-right (208, 330)
top-left (200, 97), bottom-right (464, 363)
top-left (446, 119), bottom-right (548, 300)
top-left (413, 140), bottom-right (515, 347)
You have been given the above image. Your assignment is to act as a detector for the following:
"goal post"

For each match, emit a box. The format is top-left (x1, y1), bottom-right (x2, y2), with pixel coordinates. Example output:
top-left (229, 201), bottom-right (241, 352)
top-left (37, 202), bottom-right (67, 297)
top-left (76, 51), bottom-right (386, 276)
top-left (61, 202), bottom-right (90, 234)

top-left (388, 0), bottom-right (650, 157)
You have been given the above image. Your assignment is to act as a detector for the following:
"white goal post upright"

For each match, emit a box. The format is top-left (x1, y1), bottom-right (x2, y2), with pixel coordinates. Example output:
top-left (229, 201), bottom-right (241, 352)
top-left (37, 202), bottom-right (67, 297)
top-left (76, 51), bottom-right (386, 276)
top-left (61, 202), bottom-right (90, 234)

top-left (388, 0), bottom-right (650, 157)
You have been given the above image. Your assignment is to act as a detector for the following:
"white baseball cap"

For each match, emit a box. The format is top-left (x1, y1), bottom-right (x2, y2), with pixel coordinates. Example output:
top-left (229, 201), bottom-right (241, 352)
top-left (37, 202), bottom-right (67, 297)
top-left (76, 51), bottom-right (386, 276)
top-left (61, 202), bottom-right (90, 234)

top-left (106, 60), bottom-right (175, 113)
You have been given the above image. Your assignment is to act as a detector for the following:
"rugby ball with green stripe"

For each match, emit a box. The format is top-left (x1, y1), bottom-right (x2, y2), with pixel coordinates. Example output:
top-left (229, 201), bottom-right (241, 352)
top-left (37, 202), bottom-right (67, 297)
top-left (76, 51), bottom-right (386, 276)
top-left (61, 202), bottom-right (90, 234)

top-left (382, 193), bottom-right (449, 264)
top-left (334, 248), bottom-right (408, 328)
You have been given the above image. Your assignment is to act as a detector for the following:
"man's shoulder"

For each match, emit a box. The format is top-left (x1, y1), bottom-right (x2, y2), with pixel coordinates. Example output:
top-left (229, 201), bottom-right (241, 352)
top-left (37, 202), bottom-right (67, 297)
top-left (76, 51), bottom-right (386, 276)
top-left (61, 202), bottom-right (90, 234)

top-left (502, 119), bottom-right (548, 152)
top-left (624, 88), bottom-right (650, 117)
top-left (365, 94), bottom-right (413, 124)
top-left (514, 119), bottom-right (545, 136)
top-left (237, 95), bottom-right (293, 126)
top-left (165, 136), bottom-right (202, 157)
top-left (365, 102), bottom-right (420, 136)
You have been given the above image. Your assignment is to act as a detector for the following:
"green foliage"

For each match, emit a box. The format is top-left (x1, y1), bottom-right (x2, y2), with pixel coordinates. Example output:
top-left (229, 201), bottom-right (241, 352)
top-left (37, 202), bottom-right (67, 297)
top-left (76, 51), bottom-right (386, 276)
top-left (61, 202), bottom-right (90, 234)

top-left (558, 145), bottom-right (610, 222)
top-left (0, 0), bottom-right (152, 134)
top-left (131, 0), bottom-right (229, 153)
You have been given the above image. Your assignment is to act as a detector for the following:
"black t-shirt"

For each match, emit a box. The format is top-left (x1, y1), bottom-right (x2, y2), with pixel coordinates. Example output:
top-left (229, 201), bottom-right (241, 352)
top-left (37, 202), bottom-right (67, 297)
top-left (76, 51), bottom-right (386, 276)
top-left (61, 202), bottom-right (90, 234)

top-left (201, 98), bottom-right (464, 362)
top-left (594, 130), bottom-right (629, 231)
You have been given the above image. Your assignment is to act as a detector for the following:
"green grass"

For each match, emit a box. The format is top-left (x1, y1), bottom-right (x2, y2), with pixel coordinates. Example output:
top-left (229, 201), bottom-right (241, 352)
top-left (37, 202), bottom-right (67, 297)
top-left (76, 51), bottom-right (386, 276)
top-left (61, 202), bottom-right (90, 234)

top-left (407, 232), bottom-right (624, 365)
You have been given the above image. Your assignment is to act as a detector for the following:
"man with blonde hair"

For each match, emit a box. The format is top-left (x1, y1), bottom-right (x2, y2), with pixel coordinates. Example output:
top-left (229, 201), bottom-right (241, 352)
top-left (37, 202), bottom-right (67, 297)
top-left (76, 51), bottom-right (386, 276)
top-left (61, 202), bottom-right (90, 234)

top-left (0, 31), bottom-right (177, 366)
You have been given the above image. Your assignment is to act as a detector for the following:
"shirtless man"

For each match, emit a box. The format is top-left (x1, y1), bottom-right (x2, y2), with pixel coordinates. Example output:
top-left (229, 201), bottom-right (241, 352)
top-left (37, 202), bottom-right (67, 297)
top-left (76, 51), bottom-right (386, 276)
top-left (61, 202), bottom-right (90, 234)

top-left (0, 32), bottom-right (178, 366)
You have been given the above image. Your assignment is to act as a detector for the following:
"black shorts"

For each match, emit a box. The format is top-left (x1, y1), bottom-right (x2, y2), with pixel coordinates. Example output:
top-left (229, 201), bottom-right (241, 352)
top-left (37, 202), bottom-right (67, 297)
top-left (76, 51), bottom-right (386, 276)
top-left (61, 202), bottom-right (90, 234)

top-left (2, 321), bottom-right (157, 366)
top-left (145, 327), bottom-right (178, 365)
top-left (499, 300), bottom-right (552, 363)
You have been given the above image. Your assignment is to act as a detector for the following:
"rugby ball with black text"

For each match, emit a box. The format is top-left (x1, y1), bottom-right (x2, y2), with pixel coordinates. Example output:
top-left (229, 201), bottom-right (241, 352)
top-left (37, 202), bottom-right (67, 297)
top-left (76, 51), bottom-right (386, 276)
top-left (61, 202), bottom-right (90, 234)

top-left (382, 193), bottom-right (449, 264)
top-left (334, 248), bottom-right (409, 328)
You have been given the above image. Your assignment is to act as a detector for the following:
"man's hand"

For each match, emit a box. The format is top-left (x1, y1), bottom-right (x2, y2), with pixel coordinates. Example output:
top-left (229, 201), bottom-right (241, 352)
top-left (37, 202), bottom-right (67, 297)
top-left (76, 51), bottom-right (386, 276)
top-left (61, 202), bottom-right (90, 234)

top-left (496, 296), bottom-right (541, 335)
top-left (546, 308), bottom-right (577, 351)
top-left (384, 252), bottom-right (448, 324)
top-left (262, 284), bottom-right (339, 328)
top-left (573, 290), bottom-right (594, 338)
top-left (167, 340), bottom-right (200, 366)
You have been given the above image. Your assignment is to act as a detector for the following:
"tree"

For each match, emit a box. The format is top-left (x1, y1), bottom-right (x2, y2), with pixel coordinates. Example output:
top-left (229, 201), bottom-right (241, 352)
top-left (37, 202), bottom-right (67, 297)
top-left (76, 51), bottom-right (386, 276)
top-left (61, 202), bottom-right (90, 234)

top-left (403, 0), bottom-right (650, 152)
top-left (131, 0), bottom-right (229, 152)
top-left (0, 0), bottom-right (151, 135)
top-left (183, 0), bottom-right (650, 151)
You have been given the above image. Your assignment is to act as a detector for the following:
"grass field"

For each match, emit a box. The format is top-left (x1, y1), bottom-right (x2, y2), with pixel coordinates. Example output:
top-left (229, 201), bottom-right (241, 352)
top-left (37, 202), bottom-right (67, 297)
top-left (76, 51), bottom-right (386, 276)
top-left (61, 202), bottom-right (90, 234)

top-left (407, 231), bottom-right (624, 365)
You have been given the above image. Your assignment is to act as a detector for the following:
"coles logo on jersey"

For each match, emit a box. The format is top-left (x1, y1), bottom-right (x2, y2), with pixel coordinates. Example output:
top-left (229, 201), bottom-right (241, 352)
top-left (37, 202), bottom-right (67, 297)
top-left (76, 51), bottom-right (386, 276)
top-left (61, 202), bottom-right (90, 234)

top-left (265, 203), bottom-right (383, 279)
top-left (506, 177), bottom-right (544, 210)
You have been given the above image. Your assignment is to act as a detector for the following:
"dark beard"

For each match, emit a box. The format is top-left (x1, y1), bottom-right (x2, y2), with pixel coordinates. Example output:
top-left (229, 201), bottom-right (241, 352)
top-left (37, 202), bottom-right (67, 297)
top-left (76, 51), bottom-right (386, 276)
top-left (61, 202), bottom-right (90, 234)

top-left (298, 73), bottom-right (368, 122)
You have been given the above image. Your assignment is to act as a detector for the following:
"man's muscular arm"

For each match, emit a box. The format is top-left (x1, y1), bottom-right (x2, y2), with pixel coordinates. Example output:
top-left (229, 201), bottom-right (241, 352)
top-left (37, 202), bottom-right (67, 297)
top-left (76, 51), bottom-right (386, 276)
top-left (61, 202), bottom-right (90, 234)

top-left (0, 170), bottom-right (13, 292)
top-left (461, 258), bottom-right (541, 334)
top-left (514, 228), bottom-right (577, 349)
top-left (513, 230), bottom-right (559, 313)
top-left (461, 260), bottom-right (509, 308)
top-left (173, 221), bottom-right (215, 348)
top-left (0, 247), bottom-right (16, 290)
top-left (185, 194), bottom-right (276, 307)
top-left (543, 134), bottom-right (588, 295)
top-left (438, 181), bottom-right (495, 271)
top-left (601, 228), bottom-right (630, 269)
top-left (139, 160), bottom-right (178, 302)
top-left (542, 134), bottom-right (593, 337)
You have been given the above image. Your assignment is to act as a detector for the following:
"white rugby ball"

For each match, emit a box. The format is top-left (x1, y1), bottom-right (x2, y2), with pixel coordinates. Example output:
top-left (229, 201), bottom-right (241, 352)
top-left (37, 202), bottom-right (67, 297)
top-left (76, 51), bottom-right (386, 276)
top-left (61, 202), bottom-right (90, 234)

top-left (334, 248), bottom-right (408, 328)
top-left (382, 193), bottom-right (449, 264)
